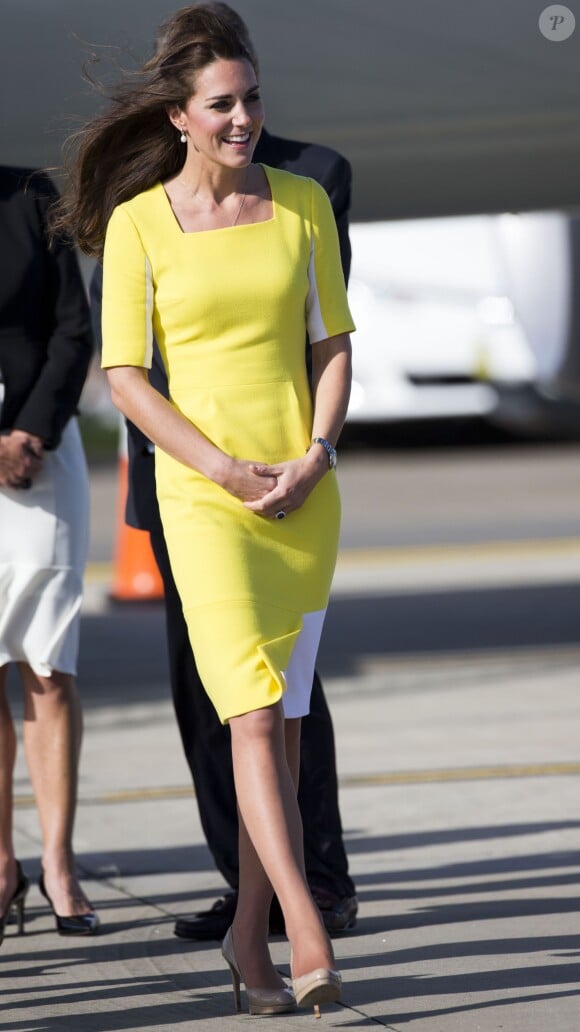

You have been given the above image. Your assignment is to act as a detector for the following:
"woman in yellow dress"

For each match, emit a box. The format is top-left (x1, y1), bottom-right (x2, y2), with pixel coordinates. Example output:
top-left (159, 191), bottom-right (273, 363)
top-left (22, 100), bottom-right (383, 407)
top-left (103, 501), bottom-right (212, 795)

top-left (55, 2), bottom-right (353, 1016)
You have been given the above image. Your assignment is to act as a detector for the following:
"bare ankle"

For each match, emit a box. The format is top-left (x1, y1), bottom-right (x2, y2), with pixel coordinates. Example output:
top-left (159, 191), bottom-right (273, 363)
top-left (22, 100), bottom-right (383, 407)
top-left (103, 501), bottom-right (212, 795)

top-left (41, 849), bottom-right (76, 876)
top-left (288, 925), bottom-right (335, 979)
top-left (0, 853), bottom-right (17, 880)
top-left (232, 910), bottom-right (270, 942)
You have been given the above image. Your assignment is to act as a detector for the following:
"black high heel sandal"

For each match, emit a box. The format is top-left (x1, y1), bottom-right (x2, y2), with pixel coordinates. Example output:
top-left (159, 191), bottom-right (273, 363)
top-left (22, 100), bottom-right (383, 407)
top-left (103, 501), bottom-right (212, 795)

top-left (0, 861), bottom-right (29, 946)
top-left (38, 871), bottom-right (100, 936)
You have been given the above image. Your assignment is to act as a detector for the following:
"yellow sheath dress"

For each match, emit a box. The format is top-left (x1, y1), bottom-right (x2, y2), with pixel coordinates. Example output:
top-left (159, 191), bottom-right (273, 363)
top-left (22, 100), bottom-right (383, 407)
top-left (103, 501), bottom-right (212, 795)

top-left (102, 165), bottom-right (355, 722)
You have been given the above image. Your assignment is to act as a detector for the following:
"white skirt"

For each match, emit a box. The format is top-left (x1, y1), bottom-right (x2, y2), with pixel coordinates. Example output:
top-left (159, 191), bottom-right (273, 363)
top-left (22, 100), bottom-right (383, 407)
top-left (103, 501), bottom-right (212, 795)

top-left (0, 408), bottom-right (89, 677)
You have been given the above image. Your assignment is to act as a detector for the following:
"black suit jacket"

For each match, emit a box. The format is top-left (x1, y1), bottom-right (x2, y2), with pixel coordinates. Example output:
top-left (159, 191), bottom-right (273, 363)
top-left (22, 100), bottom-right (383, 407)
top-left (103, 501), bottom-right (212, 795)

top-left (90, 130), bottom-right (352, 529)
top-left (254, 131), bottom-right (351, 282)
top-left (0, 167), bottom-right (93, 448)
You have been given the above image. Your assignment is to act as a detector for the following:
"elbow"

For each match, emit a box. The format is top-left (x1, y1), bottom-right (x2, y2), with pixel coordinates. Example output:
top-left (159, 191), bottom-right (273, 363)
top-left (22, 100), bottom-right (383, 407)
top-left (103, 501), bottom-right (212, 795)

top-left (106, 371), bottom-right (130, 417)
top-left (313, 332), bottom-right (352, 379)
top-left (109, 383), bottom-right (125, 414)
top-left (333, 333), bottom-right (352, 370)
top-left (106, 365), bottom-right (149, 422)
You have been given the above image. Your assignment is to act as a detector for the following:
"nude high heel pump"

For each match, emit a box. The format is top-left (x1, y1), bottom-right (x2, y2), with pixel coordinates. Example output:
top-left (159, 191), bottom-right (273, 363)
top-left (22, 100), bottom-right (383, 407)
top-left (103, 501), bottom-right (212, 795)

top-left (291, 950), bottom-right (342, 1019)
top-left (0, 861), bottom-right (29, 947)
top-left (221, 926), bottom-right (297, 1016)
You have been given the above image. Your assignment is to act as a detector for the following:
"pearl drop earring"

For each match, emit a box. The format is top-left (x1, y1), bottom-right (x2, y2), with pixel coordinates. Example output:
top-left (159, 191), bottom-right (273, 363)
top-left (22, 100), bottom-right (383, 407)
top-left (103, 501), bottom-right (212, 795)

top-left (180, 128), bottom-right (187, 143)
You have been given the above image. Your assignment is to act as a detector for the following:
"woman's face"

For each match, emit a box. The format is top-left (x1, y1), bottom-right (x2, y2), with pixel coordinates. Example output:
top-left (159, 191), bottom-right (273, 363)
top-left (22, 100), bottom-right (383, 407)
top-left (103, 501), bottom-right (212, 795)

top-left (171, 58), bottom-right (264, 169)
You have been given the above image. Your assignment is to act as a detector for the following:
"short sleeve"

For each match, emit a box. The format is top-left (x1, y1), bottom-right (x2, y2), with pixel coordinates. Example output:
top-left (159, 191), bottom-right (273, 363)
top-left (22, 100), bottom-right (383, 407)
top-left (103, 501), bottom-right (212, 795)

top-left (101, 204), bottom-right (153, 369)
top-left (305, 179), bottom-right (356, 344)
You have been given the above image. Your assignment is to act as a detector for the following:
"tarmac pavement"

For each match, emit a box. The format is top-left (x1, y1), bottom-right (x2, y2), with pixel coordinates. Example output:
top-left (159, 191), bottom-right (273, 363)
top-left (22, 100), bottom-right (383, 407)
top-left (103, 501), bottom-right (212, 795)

top-left (3, 464), bottom-right (580, 1030)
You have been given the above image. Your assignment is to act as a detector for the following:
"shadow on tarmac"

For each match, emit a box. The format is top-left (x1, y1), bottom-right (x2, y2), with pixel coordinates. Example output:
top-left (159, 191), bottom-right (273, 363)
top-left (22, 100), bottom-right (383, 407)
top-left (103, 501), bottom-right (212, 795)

top-left (72, 579), bottom-right (580, 706)
top-left (3, 882), bottom-right (580, 1029)
top-left (319, 582), bottom-right (580, 679)
top-left (4, 819), bottom-right (580, 1029)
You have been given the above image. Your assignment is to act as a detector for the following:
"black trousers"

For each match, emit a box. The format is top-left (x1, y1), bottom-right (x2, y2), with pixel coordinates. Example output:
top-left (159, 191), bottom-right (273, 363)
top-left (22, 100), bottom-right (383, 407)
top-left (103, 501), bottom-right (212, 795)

top-left (150, 526), bottom-right (355, 898)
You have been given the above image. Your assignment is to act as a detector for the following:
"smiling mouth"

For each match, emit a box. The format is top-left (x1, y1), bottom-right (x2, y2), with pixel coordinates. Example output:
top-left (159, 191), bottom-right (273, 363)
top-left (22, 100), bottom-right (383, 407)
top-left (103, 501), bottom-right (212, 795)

top-left (222, 132), bottom-right (251, 145)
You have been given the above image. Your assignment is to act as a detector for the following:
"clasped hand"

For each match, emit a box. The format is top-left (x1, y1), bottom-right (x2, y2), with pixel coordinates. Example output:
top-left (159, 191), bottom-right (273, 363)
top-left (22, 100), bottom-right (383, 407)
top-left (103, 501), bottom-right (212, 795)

top-left (224, 452), bottom-right (327, 519)
top-left (0, 430), bottom-right (44, 489)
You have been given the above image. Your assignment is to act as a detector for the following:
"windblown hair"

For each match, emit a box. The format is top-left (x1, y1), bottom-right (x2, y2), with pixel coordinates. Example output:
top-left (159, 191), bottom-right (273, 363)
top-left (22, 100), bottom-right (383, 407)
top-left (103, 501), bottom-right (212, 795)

top-left (51, 3), bottom-right (258, 258)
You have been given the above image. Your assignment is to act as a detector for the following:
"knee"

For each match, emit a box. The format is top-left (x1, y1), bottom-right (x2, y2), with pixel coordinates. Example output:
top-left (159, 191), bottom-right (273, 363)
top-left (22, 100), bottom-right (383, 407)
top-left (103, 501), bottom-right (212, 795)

top-left (21, 667), bottom-right (76, 703)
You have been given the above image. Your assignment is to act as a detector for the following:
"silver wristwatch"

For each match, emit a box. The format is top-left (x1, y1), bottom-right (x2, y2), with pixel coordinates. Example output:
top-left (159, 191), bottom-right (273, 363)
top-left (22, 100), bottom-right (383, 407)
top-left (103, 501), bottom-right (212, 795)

top-left (311, 436), bottom-right (337, 470)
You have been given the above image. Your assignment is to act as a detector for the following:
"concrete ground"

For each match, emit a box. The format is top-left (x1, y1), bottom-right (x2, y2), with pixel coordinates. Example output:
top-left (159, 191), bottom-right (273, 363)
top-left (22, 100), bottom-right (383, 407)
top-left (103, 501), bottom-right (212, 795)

top-left (3, 449), bottom-right (580, 1031)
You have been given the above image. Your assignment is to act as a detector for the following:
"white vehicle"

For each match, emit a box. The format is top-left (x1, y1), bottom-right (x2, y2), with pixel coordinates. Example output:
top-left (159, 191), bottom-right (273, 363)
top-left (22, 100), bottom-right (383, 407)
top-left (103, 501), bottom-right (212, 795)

top-left (346, 215), bottom-right (538, 424)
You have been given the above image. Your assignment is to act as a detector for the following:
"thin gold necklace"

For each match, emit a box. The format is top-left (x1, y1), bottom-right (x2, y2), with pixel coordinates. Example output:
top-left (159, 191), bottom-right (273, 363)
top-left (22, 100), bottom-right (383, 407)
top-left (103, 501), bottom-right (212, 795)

top-left (184, 167), bottom-right (250, 227)
top-left (231, 177), bottom-right (248, 227)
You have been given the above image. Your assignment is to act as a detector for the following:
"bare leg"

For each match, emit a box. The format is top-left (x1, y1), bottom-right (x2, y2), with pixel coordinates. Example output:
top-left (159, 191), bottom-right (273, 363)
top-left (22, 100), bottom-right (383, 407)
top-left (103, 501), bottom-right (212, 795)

top-left (231, 717), bottom-right (302, 988)
top-left (0, 667), bottom-right (19, 915)
top-left (229, 703), bottom-right (335, 981)
top-left (18, 664), bottom-right (91, 917)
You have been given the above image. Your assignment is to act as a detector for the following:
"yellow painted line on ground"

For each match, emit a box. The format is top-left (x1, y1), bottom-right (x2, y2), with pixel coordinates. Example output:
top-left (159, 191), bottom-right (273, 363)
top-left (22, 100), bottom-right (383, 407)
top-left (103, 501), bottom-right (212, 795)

top-left (335, 537), bottom-right (580, 569)
top-left (339, 762), bottom-right (580, 787)
top-left (13, 761), bottom-right (580, 810)
top-left (85, 538), bottom-right (580, 585)
top-left (14, 785), bottom-right (194, 809)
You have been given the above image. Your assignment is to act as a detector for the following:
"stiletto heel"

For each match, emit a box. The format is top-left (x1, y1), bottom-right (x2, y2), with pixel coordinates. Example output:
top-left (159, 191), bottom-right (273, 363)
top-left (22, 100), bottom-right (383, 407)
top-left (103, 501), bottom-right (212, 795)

top-left (293, 968), bottom-right (342, 1017)
top-left (38, 871), bottom-right (99, 936)
top-left (223, 936), bottom-right (242, 1013)
top-left (221, 926), bottom-right (297, 1016)
top-left (14, 894), bottom-right (26, 936)
top-left (0, 861), bottom-right (29, 946)
top-left (291, 949), bottom-right (342, 1018)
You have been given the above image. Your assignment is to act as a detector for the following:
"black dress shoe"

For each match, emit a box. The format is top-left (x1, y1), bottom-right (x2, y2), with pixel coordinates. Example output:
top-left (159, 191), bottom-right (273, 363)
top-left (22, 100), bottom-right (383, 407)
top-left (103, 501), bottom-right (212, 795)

top-left (174, 892), bottom-right (287, 940)
top-left (174, 886), bottom-right (358, 941)
top-left (174, 890), bottom-right (238, 941)
top-left (269, 890), bottom-right (358, 936)
top-left (311, 887), bottom-right (358, 934)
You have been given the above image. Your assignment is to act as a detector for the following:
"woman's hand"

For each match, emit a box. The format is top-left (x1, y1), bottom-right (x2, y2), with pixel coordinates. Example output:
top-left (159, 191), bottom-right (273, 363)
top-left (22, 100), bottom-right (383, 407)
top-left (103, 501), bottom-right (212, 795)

top-left (242, 448), bottom-right (328, 519)
top-left (220, 458), bottom-right (278, 504)
top-left (0, 430), bottom-right (44, 489)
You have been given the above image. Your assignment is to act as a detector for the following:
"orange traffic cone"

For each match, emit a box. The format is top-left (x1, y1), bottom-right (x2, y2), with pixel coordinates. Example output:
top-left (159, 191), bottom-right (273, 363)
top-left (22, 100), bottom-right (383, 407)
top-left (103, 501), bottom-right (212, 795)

top-left (109, 421), bottom-right (164, 602)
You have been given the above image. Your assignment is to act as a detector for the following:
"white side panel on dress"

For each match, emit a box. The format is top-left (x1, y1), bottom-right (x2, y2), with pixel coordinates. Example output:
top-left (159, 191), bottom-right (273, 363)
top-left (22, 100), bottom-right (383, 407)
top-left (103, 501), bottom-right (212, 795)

top-left (281, 608), bottom-right (327, 718)
top-left (0, 410), bottom-right (89, 677)
top-left (305, 239), bottom-right (329, 345)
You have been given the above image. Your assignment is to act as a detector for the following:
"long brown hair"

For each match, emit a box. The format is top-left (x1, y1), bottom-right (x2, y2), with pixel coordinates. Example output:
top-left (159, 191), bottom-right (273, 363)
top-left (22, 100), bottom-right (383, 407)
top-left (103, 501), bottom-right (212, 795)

top-left (52, 3), bottom-right (258, 258)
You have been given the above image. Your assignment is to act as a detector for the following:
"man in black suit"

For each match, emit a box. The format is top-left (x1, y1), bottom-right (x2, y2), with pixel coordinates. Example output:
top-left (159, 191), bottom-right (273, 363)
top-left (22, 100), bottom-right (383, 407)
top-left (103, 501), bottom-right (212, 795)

top-left (90, 128), bottom-right (357, 940)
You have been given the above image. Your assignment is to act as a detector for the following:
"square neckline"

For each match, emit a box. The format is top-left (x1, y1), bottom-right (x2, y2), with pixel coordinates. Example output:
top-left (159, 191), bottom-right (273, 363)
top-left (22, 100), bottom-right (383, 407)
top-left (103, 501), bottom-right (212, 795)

top-left (158, 162), bottom-right (276, 236)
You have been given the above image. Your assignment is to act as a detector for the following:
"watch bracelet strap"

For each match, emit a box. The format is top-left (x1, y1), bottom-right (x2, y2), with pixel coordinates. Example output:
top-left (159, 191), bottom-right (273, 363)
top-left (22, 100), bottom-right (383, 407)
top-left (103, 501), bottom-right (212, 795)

top-left (311, 436), bottom-right (337, 468)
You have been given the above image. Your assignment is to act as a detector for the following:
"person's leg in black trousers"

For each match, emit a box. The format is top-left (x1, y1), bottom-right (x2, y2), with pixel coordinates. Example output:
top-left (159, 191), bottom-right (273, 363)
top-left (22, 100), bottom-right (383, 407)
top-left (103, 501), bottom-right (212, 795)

top-left (150, 527), bottom-right (239, 887)
top-left (299, 673), bottom-right (355, 899)
top-left (150, 526), bottom-right (356, 939)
